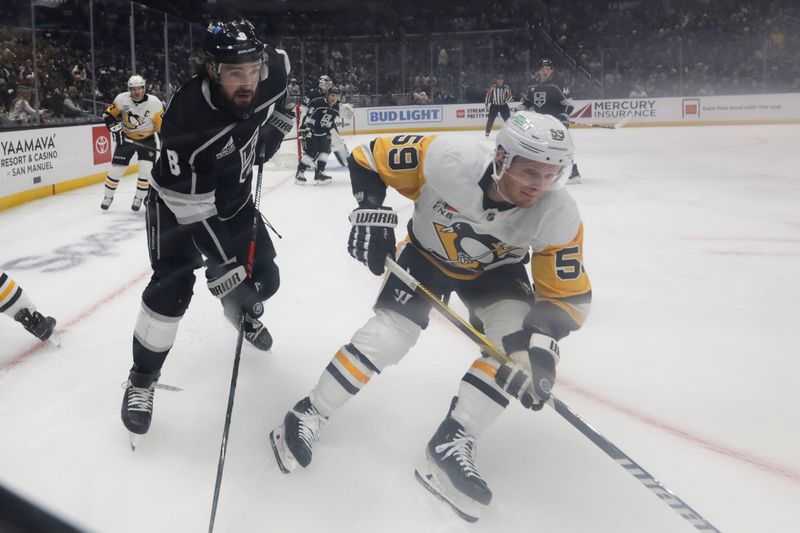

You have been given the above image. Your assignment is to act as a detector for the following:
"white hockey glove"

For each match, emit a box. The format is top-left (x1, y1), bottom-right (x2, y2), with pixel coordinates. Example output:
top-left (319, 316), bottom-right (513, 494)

top-left (109, 122), bottom-right (124, 146)
top-left (339, 102), bottom-right (355, 120)
top-left (496, 330), bottom-right (560, 411)
top-left (347, 207), bottom-right (398, 276)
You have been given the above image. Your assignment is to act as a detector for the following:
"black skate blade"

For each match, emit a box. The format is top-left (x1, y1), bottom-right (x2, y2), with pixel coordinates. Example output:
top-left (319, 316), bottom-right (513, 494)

top-left (269, 426), bottom-right (297, 474)
top-left (414, 465), bottom-right (481, 523)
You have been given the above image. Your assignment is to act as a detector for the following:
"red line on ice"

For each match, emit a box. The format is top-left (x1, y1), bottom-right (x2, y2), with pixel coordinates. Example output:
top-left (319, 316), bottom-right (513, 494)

top-left (1, 270), bottom-right (151, 372)
top-left (558, 380), bottom-right (800, 484)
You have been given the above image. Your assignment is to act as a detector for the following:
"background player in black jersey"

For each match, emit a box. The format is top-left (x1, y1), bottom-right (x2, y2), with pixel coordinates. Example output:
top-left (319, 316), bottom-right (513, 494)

top-left (303, 74), bottom-right (332, 105)
top-left (295, 85), bottom-right (341, 185)
top-left (120, 19), bottom-right (295, 445)
top-left (520, 59), bottom-right (581, 183)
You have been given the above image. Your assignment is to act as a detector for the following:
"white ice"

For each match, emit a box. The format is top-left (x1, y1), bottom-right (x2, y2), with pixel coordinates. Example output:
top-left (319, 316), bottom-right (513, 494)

top-left (1, 125), bottom-right (799, 533)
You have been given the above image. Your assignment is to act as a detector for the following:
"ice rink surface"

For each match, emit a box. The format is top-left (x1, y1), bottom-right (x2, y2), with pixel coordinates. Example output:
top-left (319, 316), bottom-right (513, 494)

top-left (1, 124), bottom-right (799, 533)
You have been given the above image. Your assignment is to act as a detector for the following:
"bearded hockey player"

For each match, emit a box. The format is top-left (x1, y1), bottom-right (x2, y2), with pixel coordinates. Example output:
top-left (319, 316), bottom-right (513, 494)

top-left (120, 19), bottom-right (294, 449)
top-left (520, 59), bottom-right (582, 183)
top-left (269, 112), bottom-right (592, 521)
top-left (101, 75), bottom-right (164, 210)
top-left (0, 271), bottom-right (59, 346)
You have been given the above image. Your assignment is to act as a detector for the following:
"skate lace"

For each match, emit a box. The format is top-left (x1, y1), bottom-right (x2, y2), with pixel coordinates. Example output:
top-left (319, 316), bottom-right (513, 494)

top-left (295, 405), bottom-right (326, 449)
top-left (435, 429), bottom-right (481, 479)
top-left (126, 384), bottom-right (154, 413)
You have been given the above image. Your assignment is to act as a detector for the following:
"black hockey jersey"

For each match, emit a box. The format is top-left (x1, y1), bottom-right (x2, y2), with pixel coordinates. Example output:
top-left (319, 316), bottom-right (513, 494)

top-left (301, 95), bottom-right (340, 137)
top-left (302, 87), bottom-right (328, 106)
top-left (520, 73), bottom-right (574, 124)
top-left (151, 47), bottom-right (290, 265)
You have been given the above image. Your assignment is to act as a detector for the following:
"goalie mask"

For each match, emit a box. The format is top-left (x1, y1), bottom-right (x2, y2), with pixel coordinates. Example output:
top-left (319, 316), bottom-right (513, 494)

top-left (494, 112), bottom-right (574, 190)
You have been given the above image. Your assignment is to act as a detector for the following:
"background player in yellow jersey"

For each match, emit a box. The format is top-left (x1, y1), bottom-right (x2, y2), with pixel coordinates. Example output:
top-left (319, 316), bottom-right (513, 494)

top-left (0, 271), bottom-right (59, 345)
top-left (101, 75), bottom-right (164, 211)
top-left (269, 112), bottom-right (592, 522)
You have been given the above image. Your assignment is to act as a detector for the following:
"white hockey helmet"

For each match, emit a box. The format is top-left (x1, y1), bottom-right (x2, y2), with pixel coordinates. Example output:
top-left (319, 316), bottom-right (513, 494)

top-left (127, 75), bottom-right (146, 89)
top-left (494, 111), bottom-right (574, 189)
top-left (319, 75), bottom-right (332, 91)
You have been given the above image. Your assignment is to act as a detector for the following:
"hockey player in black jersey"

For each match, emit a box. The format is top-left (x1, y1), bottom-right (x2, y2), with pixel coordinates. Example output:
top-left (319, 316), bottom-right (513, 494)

top-left (520, 59), bottom-right (582, 183)
top-left (120, 19), bottom-right (294, 447)
top-left (302, 74), bottom-right (332, 106)
top-left (295, 85), bottom-right (341, 185)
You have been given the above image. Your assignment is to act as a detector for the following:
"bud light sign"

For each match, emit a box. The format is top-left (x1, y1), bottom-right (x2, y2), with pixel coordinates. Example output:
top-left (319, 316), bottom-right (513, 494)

top-left (368, 106), bottom-right (443, 125)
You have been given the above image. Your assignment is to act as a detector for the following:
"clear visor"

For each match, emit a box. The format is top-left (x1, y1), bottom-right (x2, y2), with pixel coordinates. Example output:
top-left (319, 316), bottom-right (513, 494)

top-left (502, 157), bottom-right (572, 189)
top-left (217, 59), bottom-right (263, 85)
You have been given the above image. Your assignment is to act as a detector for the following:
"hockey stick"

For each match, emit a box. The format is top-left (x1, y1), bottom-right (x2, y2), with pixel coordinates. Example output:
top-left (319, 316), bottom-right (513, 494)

top-left (208, 161), bottom-right (265, 533)
top-left (569, 115), bottom-right (631, 129)
top-left (384, 256), bottom-right (721, 532)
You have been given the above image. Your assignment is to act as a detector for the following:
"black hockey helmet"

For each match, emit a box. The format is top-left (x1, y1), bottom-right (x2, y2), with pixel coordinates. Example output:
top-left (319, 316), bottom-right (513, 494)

top-left (328, 85), bottom-right (341, 95)
top-left (204, 19), bottom-right (265, 64)
top-left (538, 58), bottom-right (554, 69)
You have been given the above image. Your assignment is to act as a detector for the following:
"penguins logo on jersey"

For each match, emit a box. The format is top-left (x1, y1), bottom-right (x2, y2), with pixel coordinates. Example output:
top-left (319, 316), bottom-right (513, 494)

top-left (126, 111), bottom-right (143, 127)
top-left (432, 222), bottom-right (523, 270)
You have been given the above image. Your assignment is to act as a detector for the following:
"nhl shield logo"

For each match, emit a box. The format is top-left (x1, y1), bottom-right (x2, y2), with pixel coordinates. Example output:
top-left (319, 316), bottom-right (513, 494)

top-left (533, 92), bottom-right (547, 107)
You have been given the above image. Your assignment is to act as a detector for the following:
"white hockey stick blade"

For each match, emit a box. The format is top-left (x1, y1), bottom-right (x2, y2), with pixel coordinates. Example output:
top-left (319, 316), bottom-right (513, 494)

top-left (613, 115), bottom-right (631, 129)
top-left (269, 425), bottom-right (299, 474)
top-left (414, 456), bottom-right (484, 523)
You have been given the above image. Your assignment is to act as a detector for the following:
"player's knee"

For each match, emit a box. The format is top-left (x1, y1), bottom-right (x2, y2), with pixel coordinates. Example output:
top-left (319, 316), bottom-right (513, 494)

top-left (472, 299), bottom-right (531, 349)
top-left (142, 262), bottom-right (196, 317)
top-left (350, 309), bottom-right (422, 370)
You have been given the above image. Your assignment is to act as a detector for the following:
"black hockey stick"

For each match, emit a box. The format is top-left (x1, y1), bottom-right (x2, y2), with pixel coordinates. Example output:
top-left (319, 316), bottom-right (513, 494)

top-left (208, 161), bottom-right (265, 533)
top-left (384, 256), bottom-right (721, 532)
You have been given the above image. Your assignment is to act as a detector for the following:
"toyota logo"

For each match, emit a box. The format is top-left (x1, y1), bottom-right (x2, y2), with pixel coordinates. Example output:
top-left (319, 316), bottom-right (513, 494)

top-left (95, 136), bottom-right (109, 154)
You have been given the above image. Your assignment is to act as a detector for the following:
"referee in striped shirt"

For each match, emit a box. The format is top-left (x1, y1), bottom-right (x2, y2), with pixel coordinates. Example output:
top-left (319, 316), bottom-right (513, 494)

top-left (484, 75), bottom-right (512, 137)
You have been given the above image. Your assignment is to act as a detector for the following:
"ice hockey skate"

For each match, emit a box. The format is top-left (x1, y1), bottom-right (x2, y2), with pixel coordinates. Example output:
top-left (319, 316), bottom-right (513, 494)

top-left (269, 396), bottom-right (327, 473)
top-left (243, 314), bottom-right (273, 351)
top-left (100, 196), bottom-right (113, 210)
top-left (121, 368), bottom-right (160, 451)
top-left (313, 171), bottom-right (332, 186)
top-left (567, 163), bottom-right (582, 184)
top-left (294, 169), bottom-right (308, 186)
top-left (414, 416), bottom-right (492, 522)
top-left (131, 197), bottom-right (143, 211)
top-left (14, 308), bottom-right (60, 346)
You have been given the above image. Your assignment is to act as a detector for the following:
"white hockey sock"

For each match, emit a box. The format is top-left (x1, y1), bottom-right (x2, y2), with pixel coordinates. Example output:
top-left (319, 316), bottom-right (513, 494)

top-left (452, 357), bottom-right (508, 437)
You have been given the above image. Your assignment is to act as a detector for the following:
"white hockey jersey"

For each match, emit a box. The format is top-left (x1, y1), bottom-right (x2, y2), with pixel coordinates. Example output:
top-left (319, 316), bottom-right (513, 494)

top-left (104, 92), bottom-right (163, 140)
top-left (351, 134), bottom-right (591, 326)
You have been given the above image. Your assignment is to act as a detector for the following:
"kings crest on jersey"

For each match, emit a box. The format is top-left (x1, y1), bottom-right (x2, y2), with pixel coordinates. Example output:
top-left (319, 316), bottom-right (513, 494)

top-left (351, 134), bottom-right (591, 319)
top-left (150, 47), bottom-right (290, 224)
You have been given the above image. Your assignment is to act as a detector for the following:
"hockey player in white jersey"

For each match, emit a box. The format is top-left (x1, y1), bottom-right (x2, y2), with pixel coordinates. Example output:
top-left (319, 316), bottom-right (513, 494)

top-left (269, 112), bottom-right (592, 521)
top-left (101, 75), bottom-right (164, 211)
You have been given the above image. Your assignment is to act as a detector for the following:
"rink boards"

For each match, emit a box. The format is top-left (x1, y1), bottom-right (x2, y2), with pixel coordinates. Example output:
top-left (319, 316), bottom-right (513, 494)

top-left (2, 92), bottom-right (799, 210)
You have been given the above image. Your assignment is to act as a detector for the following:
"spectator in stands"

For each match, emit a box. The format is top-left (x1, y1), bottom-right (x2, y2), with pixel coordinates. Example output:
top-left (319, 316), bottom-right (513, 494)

top-left (62, 86), bottom-right (82, 117)
top-left (0, 78), bottom-right (12, 112)
top-left (8, 87), bottom-right (38, 123)
top-left (412, 87), bottom-right (429, 104)
top-left (628, 81), bottom-right (648, 98)
top-left (288, 78), bottom-right (301, 104)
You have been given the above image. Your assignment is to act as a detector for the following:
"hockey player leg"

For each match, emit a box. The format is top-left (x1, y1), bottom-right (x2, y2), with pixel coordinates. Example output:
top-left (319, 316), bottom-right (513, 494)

top-left (270, 309), bottom-right (421, 473)
top-left (295, 156), bottom-right (314, 185)
top-left (101, 165), bottom-right (126, 210)
top-left (131, 160), bottom-right (152, 211)
top-left (1, 273), bottom-right (59, 345)
top-left (313, 153), bottom-right (332, 185)
top-left (568, 162), bottom-right (581, 184)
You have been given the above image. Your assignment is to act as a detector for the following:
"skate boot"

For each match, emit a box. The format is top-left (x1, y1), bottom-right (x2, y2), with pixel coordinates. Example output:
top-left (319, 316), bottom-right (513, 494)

top-left (121, 367), bottom-right (160, 449)
top-left (313, 171), bottom-right (332, 186)
top-left (100, 196), bottom-right (114, 210)
top-left (294, 169), bottom-right (308, 186)
top-left (14, 308), bottom-right (59, 345)
top-left (243, 314), bottom-right (273, 351)
top-left (269, 396), bottom-right (327, 473)
top-left (415, 415), bottom-right (492, 522)
top-left (131, 196), bottom-right (143, 211)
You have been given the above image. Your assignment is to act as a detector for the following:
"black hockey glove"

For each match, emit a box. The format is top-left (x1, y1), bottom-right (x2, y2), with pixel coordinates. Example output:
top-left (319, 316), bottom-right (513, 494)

top-left (108, 122), bottom-right (125, 146)
top-left (496, 330), bottom-right (560, 411)
top-left (347, 206), bottom-right (398, 276)
top-left (207, 263), bottom-right (264, 324)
